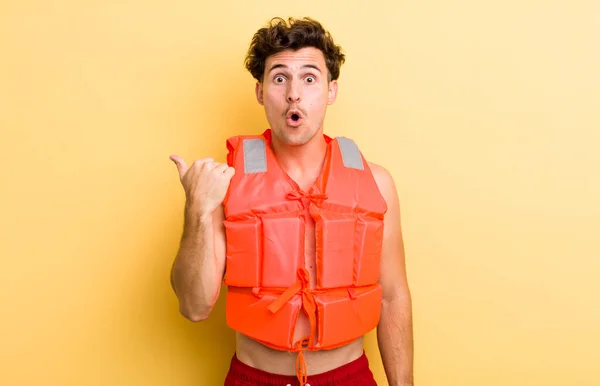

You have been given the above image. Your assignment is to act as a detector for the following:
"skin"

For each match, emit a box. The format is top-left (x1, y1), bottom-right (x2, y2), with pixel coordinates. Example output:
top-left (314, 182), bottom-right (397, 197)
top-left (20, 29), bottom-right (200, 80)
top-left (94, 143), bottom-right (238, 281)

top-left (169, 46), bottom-right (413, 385)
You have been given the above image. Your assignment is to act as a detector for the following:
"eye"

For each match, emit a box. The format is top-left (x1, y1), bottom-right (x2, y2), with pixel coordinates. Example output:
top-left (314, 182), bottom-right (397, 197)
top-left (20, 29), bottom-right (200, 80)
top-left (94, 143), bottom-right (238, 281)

top-left (274, 76), bottom-right (285, 83)
top-left (306, 76), bottom-right (316, 83)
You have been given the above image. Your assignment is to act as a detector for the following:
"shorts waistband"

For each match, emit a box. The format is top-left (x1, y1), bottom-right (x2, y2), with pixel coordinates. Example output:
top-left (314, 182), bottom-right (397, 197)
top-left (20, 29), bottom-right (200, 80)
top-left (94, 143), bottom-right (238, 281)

top-left (226, 351), bottom-right (372, 386)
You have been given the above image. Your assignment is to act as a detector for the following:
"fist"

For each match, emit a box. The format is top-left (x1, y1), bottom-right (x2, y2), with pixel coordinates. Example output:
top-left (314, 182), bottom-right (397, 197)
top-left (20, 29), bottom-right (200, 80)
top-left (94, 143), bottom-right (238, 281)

top-left (170, 155), bottom-right (235, 216)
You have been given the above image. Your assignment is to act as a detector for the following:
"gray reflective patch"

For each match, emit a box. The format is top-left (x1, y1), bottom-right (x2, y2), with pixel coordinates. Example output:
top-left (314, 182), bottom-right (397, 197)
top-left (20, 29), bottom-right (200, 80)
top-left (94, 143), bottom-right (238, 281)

top-left (243, 138), bottom-right (267, 174)
top-left (336, 137), bottom-right (364, 170)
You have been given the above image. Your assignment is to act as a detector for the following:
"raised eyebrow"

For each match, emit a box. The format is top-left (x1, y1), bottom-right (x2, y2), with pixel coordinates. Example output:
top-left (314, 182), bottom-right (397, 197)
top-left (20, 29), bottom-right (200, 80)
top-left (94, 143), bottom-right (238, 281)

top-left (302, 64), bottom-right (322, 73)
top-left (267, 64), bottom-right (323, 74)
top-left (268, 64), bottom-right (288, 74)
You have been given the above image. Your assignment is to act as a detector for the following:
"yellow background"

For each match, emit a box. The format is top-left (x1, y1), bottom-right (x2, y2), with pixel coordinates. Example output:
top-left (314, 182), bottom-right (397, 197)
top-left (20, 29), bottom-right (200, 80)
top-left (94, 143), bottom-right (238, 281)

top-left (1, 1), bottom-right (599, 385)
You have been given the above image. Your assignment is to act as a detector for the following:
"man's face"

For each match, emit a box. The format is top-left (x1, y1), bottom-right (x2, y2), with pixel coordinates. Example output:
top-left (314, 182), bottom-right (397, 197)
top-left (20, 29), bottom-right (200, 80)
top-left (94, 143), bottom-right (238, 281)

top-left (255, 47), bottom-right (338, 146)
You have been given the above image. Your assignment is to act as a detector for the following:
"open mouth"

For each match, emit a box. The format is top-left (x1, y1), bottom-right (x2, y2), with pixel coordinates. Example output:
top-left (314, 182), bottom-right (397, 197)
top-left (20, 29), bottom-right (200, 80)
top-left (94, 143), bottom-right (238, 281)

top-left (286, 110), bottom-right (303, 126)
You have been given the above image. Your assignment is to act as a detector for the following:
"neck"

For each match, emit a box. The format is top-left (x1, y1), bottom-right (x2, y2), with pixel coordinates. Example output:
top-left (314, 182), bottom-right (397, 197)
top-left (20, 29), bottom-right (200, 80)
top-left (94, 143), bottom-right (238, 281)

top-left (270, 131), bottom-right (328, 191)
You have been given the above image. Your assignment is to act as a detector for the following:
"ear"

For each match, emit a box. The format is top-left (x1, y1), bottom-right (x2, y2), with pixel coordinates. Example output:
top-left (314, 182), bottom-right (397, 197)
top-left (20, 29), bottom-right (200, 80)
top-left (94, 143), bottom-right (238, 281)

top-left (327, 80), bottom-right (338, 105)
top-left (255, 81), bottom-right (264, 105)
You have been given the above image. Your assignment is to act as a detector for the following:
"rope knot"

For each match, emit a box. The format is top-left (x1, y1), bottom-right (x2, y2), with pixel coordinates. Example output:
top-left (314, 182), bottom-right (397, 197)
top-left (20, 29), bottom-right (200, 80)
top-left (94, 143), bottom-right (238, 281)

top-left (286, 189), bottom-right (328, 204)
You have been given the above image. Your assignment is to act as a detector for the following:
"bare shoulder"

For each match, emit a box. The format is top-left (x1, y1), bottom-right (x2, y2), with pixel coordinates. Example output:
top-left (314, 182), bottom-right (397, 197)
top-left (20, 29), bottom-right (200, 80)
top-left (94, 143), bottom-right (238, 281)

top-left (368, 162), bottom-right (403, 250)
top-left (368, 164), bottom-right (409, 299)
top-left (368, 162), bottom-right (399, 205)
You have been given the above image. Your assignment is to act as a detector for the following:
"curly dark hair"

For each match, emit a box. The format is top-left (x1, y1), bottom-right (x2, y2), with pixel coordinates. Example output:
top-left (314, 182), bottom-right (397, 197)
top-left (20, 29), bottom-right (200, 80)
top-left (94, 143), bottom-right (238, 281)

top-left (244, 17), bottom-right (346, 82)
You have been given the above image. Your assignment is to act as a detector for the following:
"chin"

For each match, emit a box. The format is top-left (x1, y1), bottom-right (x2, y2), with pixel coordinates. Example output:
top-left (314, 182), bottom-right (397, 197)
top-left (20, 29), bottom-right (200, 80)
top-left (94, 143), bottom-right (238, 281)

top-left (274, 126), bottom-right (315, 146)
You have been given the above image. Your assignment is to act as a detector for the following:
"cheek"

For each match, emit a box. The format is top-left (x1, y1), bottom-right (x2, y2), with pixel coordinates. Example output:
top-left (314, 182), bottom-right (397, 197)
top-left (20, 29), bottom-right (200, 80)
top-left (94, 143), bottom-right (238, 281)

top-left (308, 93), bottom-right (328, 111)
top-left (264, 91), bottom-right (283, 106)
top-left (263, 96), bottom-right (284, 117)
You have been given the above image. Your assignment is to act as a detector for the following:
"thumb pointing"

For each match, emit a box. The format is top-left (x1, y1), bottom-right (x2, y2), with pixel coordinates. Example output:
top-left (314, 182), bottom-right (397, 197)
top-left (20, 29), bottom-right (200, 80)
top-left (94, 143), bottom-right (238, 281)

top-left (169, 155), bottom-right (188, 179)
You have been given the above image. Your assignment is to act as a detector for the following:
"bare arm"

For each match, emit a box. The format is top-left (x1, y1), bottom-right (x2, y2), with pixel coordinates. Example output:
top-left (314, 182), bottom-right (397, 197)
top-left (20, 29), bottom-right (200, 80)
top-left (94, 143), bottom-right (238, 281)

top-left (371, 163), bottom-right (414, 386)
top-left (170, 204), bottom-right (226, 322)
top-left (169, 155), bottom-right (234, 322)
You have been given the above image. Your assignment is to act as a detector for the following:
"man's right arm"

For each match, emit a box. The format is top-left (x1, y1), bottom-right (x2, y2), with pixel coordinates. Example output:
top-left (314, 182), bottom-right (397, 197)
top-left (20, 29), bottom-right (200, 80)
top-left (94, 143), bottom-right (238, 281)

top-left (168, 155), bottom-right (234, 322)
top-left (170, 204), bottom-right (226, 322)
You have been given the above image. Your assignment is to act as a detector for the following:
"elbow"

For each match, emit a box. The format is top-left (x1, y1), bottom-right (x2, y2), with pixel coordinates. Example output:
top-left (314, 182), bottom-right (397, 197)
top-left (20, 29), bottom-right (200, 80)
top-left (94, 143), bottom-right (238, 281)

top-left (381, 287), bottom-right (412, 308)
top-left (183, 312), bottom-right (208, 323)
top-left (179, 304), bottom-right (212, 323)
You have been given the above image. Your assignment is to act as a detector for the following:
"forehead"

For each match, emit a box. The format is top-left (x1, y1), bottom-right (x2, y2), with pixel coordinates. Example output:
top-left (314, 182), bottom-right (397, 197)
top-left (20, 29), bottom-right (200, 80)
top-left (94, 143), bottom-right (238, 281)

top-left (265, 47), bottom-right (327, 71)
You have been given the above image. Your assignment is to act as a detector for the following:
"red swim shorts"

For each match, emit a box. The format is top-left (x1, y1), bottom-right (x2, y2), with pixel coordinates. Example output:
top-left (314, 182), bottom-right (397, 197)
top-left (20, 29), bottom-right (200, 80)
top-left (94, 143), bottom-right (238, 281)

top-left (224, 352), bottom-right (378, 386)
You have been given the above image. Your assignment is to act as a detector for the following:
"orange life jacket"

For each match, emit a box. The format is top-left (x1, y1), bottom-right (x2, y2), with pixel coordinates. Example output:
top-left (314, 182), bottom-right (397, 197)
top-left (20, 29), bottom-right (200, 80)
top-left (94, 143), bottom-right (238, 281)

top-left (222, 129), bottom-right (387, 384)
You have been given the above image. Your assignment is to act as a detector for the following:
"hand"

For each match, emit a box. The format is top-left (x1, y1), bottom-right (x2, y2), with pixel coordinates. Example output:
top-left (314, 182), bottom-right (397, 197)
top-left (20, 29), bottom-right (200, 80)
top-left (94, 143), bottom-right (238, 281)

top-left (169, 155), bottom-right (235, 217)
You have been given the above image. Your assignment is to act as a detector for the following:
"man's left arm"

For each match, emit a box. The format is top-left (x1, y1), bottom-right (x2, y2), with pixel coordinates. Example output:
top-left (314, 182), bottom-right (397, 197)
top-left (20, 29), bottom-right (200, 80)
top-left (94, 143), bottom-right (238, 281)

top-left (371, 163), bottom-right (414, 386)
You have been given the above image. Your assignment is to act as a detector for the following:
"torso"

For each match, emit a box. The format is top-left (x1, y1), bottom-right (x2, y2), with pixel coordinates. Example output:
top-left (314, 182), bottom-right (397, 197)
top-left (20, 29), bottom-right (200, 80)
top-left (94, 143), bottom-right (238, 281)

top-left (234, 172), bottom-right (366, 375)
top-left (235, 333), bottom-right (364, 376)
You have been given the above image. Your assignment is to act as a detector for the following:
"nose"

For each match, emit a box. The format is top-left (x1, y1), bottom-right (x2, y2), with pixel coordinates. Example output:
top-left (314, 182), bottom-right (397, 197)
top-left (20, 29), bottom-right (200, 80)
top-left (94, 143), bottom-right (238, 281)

top-left (286, 81), bottom-right (301, 103)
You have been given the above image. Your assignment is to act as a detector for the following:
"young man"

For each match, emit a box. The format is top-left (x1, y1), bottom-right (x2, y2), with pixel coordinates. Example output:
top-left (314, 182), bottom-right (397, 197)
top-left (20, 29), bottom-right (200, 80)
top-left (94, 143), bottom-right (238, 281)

top-left (170, 17), bottom-right (413, 386)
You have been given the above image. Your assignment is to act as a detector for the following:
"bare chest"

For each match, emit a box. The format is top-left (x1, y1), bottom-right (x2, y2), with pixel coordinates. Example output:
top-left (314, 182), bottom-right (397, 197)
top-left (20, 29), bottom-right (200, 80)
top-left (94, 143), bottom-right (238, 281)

top-left (294, 175), bottom-right (320, 288)
top-left (302, 201), bottom-right (317, 288)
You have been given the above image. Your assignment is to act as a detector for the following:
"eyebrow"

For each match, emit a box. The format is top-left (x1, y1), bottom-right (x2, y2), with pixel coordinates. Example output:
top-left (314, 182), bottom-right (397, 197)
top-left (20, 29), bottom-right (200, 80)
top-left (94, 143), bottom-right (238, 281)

top-left (267, 64), bottom-right (322, 74)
